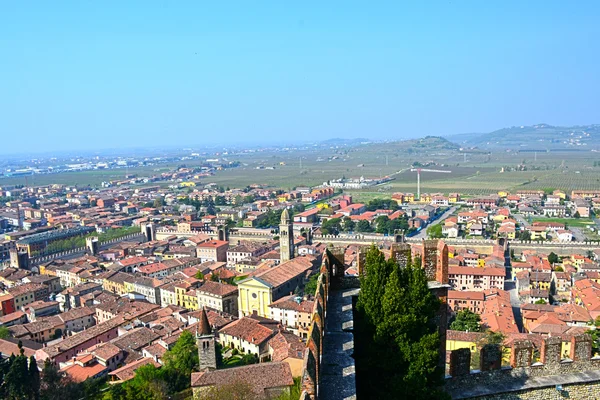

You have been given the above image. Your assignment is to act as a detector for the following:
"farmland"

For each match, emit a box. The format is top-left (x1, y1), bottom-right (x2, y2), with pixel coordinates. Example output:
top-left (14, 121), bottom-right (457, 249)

top-left (3, 136), bottom-right (600, 197)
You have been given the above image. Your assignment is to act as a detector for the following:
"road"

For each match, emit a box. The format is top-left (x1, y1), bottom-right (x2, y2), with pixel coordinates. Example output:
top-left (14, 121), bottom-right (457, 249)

top-left (569, 227), bottom-right (587, 242)
top-left (504, 268), bottom-right (524, 332)
top-left (413, 206), bottom-right (457, 239)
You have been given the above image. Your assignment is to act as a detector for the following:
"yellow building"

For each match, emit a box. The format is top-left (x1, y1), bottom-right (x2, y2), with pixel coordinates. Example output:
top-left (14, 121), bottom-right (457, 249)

top-left (237, 257), bottom-right (316, 318)
top-left (175, 285), bottom-right (200, 310)
top-left (404, 193), bottom-right (415, 203)
top-left (497, 191), bottom-right (509, 198)
top-left (554, 190), bottom-right (567, 200)
top-left (529, 228), bottom-right (547, 240)
top-left (493, 214), bottom-right (508, 222)
top-left (179, 181), bottom-right (197, 187)
top-left (103, 273), bottom-right (130, 296)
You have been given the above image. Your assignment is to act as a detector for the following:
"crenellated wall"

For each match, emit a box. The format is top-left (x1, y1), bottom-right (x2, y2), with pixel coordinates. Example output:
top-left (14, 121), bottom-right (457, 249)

top-left (445, 334), bottom-right (600, 399)
top-left (298, 247), bottom-right (351, 400)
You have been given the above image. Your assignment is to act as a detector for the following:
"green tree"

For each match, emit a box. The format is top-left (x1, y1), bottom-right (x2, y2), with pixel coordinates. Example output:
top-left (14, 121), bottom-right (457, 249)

top-left (574, 211), bottom-right (581, 218)
top-left (374, 215), bottom-right (389, 234)
top-left (0, 326), bottom-right (11, 339)
top-left (304, 274), bottom-right (319, 296)
top-left (6, 351), bottom-right (29, 400)
top-left (162, 331), bottom-right (198, 391)
top-left (427, 223), bottom-right (443, 239)
top-left (342, 216), bottom-right (355, 232)
top-left (450, 310), bottom-right (482, 332)
top-left (519, 230), bottom-right (531, 241)
top-left (40, 359), bottom-right (65, 400)
top-left (357, 245), bottom-right (394, 328)
top-left (548, 252), bottom-right (559, 265)
top-left (153, 197), bottom-right (164, 209)
top-left (321, 218), bottom-right (341, 235)
top-left (29, 356), bottom-right (40, 400)
top-left (355, 220), bottom-right (372, 233)
top-left (366, 198), bottom-right (398, 211)
top-left (355, 245), bottom-right (447, 399)
top-left (535, 298), bottom-right (547, 304)
top-left (195, 271), bottom-right (205, 280)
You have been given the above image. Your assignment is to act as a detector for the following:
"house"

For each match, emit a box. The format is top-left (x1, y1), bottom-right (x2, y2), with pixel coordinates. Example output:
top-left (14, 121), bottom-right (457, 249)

top-left (123, 276), bottom-right (162, 305)
top-left (448, 266), bottom-right (505, 291)
top-left (196, 240), bottom-right (229, 263)
top-left (196, 280), bottom-right (239, 315)
top-left (469, 223), bottom-right (483, 237)
top-left (36, 317), bottom-right (125, 364)
top-left (6, 283), bottom-right (49, 310)
top-left (497, 224), bottom-right (516, 240)
top-left (447, 291), bottom-right (485, 314)
top-left (542, 206), bottom-right (567, 218)
top-left (95, 299), bottom-right (159, 324)
top-left (557, 230), bottom-right (573, 242)
top-left (268, 295), bottom-right (314, 339)
top-left (61, 354), bottom-right (109, 383)
top-left (442, 222), bottom-right (459, 238)
top-left (237, 256), bottom-right (317, 318)
top-left (191, 362), bottom-right (294, 399)
top-left (527, 226), bottom-right (547, 240)
top-left (25, 300), bottom-right (60, 321)
top-left (218, 315), bottom-right (278, 360)
top-left (267, 331), bottom-right (305, 377)
top-left (109, 358), bottom-right (161, 382)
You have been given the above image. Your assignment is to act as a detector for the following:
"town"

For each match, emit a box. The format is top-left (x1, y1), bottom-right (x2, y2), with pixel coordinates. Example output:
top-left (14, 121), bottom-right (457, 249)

top-left (1, 172), bottom-right (600, 399)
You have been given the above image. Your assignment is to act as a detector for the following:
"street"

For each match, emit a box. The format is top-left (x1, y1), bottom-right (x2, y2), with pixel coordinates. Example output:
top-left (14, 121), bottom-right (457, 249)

top-left (413, 206), bottom-right (457, 239)
top-left (504, 268), bottom-right (524, 333)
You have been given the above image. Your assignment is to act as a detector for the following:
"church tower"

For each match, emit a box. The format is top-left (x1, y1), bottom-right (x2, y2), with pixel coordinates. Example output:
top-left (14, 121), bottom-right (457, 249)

top-left (279, 208), bottom-right (294, 263)
top-left (196, 307), bottom-right (217, 371)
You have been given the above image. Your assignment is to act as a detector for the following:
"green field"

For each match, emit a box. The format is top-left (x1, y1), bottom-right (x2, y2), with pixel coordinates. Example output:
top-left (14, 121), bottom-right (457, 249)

top-left (3, 138), bottom-right (600, 196)
top-left (532, 217), bottom-right (595, 228)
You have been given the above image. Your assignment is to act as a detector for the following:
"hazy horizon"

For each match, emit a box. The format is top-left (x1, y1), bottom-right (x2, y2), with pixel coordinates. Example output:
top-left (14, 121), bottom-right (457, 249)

top-left (2, 1), bottom-right (600, 154)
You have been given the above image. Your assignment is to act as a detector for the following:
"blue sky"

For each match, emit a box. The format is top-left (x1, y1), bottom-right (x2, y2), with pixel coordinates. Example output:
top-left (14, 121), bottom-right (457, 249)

top-left (1, 1), bottom-right (599, 154)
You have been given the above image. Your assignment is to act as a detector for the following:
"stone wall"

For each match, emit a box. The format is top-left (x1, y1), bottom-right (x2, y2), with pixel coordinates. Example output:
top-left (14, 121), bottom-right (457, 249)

top-left (445, 334), bottom-right (600, 399)
top-left (466, 382), bottom-right (600, 400)
top-left (299, 249), bottom-right (333, 400)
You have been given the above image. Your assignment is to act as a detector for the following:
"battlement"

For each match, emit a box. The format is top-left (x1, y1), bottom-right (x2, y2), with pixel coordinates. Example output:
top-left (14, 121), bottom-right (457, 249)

top-left (445, 334), bottom-right (600, 399)
top-left (299, 247), bottom-right (356, 400)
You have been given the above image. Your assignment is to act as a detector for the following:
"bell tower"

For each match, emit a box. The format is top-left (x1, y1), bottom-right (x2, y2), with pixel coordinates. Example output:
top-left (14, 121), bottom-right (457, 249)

top-left (196, 307), bottom-right (217, 371)
top-left (279, 208), bottom-right (293, 263)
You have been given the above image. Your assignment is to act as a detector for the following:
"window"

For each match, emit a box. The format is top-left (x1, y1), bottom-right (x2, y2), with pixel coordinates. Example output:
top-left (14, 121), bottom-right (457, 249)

top-left (251, 293), bottom-right (257, 299)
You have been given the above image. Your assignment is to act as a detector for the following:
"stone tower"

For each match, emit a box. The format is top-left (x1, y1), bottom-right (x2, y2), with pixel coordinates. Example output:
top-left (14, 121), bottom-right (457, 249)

top-left (86, 236), bottom-right (99, 256)
top-left (196, 307), bottom-right (217, 371)
top-left (279, 208), bottom-right (294, 263)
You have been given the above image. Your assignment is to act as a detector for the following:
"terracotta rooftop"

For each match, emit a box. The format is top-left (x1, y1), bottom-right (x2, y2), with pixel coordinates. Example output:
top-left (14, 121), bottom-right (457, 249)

top-left (219, 316), bottom-right (276, 345)
top-left (109, 357), bottom-right (160, 381)
top-left (112, 327), bottom-right (161, 352)
top-left (43, 317), bottom-right (125, 358)
top-left (196, 280), bottom-right (237, 298)
top-left (267, 331), bottom-right (305, 362)
top-left (190, 361), bottom-right (293, 395)
top-left (268, 295), bottom-right (315, 313)
top-left (246, 256), bottom-right (315, 288)
top-left (62, 360), bottom-right (107, 383)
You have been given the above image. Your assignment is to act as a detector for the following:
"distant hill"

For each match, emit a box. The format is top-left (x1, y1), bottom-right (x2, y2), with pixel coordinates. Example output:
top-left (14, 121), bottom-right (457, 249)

top-left (448, 124), bottom-right (600, 150)
top-left (319, 137), bottom-right (371, 146)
